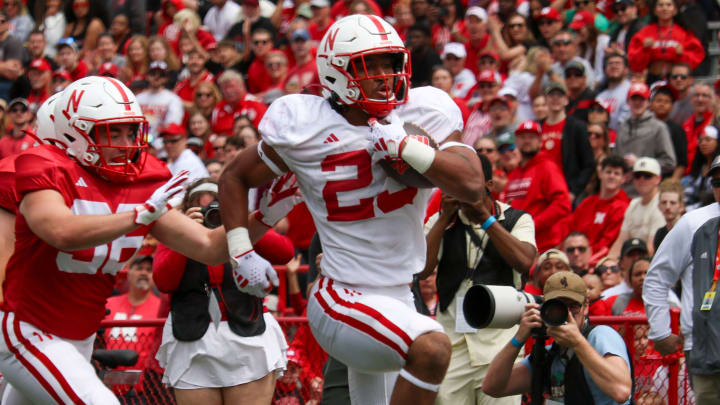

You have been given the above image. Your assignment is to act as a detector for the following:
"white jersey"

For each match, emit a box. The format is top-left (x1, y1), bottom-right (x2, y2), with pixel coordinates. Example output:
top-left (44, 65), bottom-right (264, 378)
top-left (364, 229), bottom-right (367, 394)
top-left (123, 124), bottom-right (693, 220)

top-left (259, 86), bottom-right (463, 287)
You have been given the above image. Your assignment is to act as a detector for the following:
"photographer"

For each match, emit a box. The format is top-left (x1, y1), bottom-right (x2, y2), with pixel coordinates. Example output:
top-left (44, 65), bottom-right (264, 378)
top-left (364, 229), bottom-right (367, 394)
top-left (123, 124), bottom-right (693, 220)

top-left (482, 271), bottom-right (632, 404)
top-left (420, 154), bottom-right (536, 404)
top-left (153, 178), bottom-right (295, 405)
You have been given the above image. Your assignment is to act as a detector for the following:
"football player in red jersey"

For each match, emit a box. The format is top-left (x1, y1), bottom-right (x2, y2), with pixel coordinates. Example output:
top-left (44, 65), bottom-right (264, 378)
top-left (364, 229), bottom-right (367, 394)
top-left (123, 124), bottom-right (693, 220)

top-left (0, 77), bottom-right (271, 405)
top-left (219, 15), bottom-right (485, 405)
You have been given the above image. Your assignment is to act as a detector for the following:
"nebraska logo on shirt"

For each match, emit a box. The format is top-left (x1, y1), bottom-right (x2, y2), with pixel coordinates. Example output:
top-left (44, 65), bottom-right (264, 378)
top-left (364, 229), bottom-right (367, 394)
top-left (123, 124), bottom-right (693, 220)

top-left (594, 212), bottom-right (606, 224)
top-left (505, 177), bottom-right (531, 201)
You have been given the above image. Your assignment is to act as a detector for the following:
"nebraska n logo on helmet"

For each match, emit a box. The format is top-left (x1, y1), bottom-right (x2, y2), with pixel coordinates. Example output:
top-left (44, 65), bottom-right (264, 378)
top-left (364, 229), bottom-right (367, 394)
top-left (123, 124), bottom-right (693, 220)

top-left (52, 76), bottom-right (150, 183)
top-left (316, 14), bottom-right (410, 118)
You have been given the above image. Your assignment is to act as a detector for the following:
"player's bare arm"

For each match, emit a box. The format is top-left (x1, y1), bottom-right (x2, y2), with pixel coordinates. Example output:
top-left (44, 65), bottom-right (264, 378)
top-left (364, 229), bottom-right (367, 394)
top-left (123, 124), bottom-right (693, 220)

top-left (422, 130), bottom-right (486, 202)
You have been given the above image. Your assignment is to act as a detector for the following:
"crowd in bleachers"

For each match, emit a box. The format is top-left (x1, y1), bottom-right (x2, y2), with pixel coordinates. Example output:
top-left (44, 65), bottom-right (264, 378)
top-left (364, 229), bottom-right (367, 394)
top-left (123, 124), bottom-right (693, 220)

top-left (0, 0), bottom-right (718, 403)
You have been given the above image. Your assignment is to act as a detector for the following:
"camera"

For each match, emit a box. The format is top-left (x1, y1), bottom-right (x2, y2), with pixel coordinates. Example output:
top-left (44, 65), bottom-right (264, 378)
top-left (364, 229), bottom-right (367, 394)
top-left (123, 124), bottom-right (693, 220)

top-left (200, 201), bottom-right (221, 229)
top-left (462, 284), bottom-right (569, 329)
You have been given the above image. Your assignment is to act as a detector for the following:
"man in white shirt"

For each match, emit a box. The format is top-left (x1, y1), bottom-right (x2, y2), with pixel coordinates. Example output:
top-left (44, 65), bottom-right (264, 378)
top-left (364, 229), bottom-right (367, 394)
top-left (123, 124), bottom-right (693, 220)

top-left (204, 0), bottom-right (242, 41)
top-left (595, 53), bottom-right (631, 131)
top-left (442, 42), bottom-right (475, 99)
top-left (160, 123), bottom-right (210, 182)
top-left (136, 61), bottom-right (184, 141)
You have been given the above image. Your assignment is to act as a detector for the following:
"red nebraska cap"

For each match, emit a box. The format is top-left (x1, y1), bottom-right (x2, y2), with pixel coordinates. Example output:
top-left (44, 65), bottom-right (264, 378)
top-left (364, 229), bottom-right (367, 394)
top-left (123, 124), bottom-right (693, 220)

top-left (628, 82), bottom-right (650, 99)
top-left (159, 123), bottom-right (186, 137)
top-left (29, 58), bottom-right (51, 72)
top-left (477, 69), bottom-right (501, 83)
top-left (515, 120), bottom-right (542, 136)
top-left (98, 62), bottom-right (118, 77)
top-left (536, 7), bottom-right (561, 21)
top-left (569, 11), bottom-right (594, 30)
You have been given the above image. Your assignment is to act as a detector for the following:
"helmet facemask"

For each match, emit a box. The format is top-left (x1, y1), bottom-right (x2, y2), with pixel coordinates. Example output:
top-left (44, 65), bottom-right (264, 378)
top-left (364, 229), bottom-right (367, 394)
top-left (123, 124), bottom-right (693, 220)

top-left (83, 118), bottom-right (149, 183)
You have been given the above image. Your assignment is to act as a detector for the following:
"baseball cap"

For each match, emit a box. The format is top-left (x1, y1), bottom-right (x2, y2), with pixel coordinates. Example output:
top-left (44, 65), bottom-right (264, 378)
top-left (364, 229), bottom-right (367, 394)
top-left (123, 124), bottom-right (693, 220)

top-left (544, 81), bottom-right (567, 95)
top-left (485, 96), bottom-right (510, 111)
top-left (703, 125), bottom-right (719, 140)
top-left (564, 59), bottom-right (586, 76)
top-left (98, 62), bottom-right (119, 77)
top-left (537, 249), bottom-right (570, 268)
top-left (243, 0), bottom-right (260, 6)
top-left (477, 69), bottom-right (501, 84)
top-left (149, 60), bottom-right (169, 72)
top-left (52, 69), bottom-right (72, 81)
top-left (569, 10), bottom-right (595, 30)
top-left (543, 271), bottom-right (587, 305)
top-left (291, 28), bottom-right (310, 42)
top-left (613, 0), bottom-right (635, 10)
top-left (8, 98), bottom-right (29, 110)
top-left (29, 58), bottom-right (51, 72)
top-left (295, 3), bottom-right (313, 18)
top-left (536, 6), bottom-right (561, 21)
top-left (515, 120), bottom-right (542, 136)
top-left (56, 37), bottom-right (79, 52)
top-left (708, 153), bottom-right (720, 176)
top-left (628, 82), bottom-right (651, 99)
top-left (186, 136), bottom-right (204, 148)
top-left (479, 51), bottom-right (499, 61)
top-left (496, 131), bottom-right (515, 148)
top-left (650, 80), bottom-right (677, 101)
top-left (498, 87), bottom-right (518, 99)
top-left (130, 255), bottom-right (153, 267)
top-left (620, 238), bottom-right (648, 258)
top-left (590, 99), bottom-right (610, 113)
top-left (442, 42), bottom-right (467, 59)
top-left (310, 0), bottom-right (330, 7)
top-left (159, 123), bottom-right (186, 137)
top-left (633, 156), bottom-right (660, 176)
top-left (466, 6), bottom-right (488, 22)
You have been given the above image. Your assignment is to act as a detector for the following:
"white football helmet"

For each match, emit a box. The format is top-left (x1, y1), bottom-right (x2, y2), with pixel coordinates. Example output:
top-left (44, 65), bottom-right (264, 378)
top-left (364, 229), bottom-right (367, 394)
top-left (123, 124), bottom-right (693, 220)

top-left (52, 76), bottom-right (149, 183)
top-left (31, 93), bottom-right (60, 145)
top-left (316, 14), bottom-right (410, 118)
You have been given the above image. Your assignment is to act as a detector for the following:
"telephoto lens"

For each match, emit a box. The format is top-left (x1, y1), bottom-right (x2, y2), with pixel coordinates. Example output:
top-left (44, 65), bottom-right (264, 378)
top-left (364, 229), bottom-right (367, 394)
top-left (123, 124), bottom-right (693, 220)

top-left (539, 299), bottom-right (569, 327)
top-left (201, 201), bottom-right (221, 229)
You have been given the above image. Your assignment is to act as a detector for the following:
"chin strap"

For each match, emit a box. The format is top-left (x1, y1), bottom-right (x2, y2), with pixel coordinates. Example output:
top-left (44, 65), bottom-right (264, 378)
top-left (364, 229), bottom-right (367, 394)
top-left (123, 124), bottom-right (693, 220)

top-left (398, 369), bottom-right (440, 392)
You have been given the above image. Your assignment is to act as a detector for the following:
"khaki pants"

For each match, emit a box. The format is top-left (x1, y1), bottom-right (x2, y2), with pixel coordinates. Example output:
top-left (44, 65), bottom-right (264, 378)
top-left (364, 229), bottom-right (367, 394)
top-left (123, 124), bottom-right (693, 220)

top-left (435, 339), bottom-right (520, 405)
top-left (692, 373), bottom-right (720, 405)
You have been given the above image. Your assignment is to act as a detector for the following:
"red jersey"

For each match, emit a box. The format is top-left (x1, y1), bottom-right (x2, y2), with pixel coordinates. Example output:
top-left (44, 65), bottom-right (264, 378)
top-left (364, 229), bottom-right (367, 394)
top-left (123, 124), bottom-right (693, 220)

top-left (0, 155), bottom-right (17, 213)
top-left (569, 190), bottom-right (630, 253)
top-left (464, 35), bottom-right (492, 76)
top-left (282, 58), bottom-right (320, 95)
top-left (104, 293), bottom-right (163, 393)
top-left (248, 57), bottom-right (274, 95)
top-left (504, 154), bottom-right (570, 252)
top-left (3, 145), bottom-right (171, 340)
top-left (0, 132), bottom-right (35, 159)
top-left (627, 23), bottom-right (705, 72)
top-left (683, 111), bottom-right (714, 174)
top-left (173, 71), bottom-right (215, 102)
top-left (27, 88), bottom-right (50, 112)
top-left (210, 95), bottom-right (268, 136)
top-left (540, 118), bottom-right (564, 169)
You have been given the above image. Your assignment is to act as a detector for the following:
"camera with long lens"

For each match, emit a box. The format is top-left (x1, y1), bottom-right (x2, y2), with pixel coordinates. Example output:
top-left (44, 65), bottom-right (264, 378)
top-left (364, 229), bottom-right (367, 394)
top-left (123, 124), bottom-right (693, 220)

top-left (462, 284), bottom-right (569, 330)
top-left (200, 201), bottom-right (221, 229)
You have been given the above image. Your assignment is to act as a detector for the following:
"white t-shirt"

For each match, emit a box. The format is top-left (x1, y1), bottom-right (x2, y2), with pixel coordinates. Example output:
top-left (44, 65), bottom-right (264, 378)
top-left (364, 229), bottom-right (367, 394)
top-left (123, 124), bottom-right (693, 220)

top-left (167, 148), bottom-right (210, 182)
top-left (596, 80), bottom-right (631, 132)
top-left (259, 86), bottom-right (463, 287)
top-left (136, 89), bottom-right (184, 139)
top-left (452, 68), bottom-right (476, 99)
top-left (620, 193), bottom-right (666, 244)
top-left (203, 1), bottom-right (242, 41)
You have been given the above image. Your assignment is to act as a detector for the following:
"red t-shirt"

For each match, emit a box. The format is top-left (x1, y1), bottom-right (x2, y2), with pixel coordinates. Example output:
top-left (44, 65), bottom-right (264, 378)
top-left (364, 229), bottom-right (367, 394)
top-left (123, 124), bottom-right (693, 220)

top-left (104, 293), bottom-right (163, 394)
top-left (174, 71), bottom-right (215, 102)
top-left (0, 133), bottom-right (34, 160)
top-left (70, 60), bottom-right (89, 82)
top-left (568, 190), bottom-right (630, 253)
top-left (286, 202), bottom-right (316, 251)
top-left (308, 20), bottom-right (335, 42)
top-left (0, 155), bottom-right (17, 213)
top-left (27, 88), bottom-right (50, 112)
top-left (210, 95), bottom-right (268, 136)
top-left (464, 35), bottom-right (492, 76)
top-left (248, 56), bottom-right (274, 95)
top-left (540, 118), bottom-right (565, 170)
top-left (283, 58), bottom-right (320, 95)
top-left (3, 145), bottom-right (171, 339)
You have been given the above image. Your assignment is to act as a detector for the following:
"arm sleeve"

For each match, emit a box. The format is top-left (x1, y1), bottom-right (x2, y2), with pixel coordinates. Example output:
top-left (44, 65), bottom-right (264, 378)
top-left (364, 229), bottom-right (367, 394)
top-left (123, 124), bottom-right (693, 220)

top-left (14, 151), bottom-right (66, 199)
top-left (642, 215), bottom-right (692, 341)
top-left (254, 228), bottom-right (295, 265)
top-left (627, 27), bottom-right (651, 72)
top-left (681, 29), bottom-right (706, 70)
top-left (152, 243), bottom-right (189, 293)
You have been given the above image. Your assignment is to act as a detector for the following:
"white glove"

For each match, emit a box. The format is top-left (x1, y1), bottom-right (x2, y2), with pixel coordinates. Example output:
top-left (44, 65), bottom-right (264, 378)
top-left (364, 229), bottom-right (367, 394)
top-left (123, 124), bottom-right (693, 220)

top-left (369, 118), bottom-right (435, 174)
top-left (227, 227), bottom-right (279, 297)
top-left (368, 117), bottom-right (408, 161)
top-left (255, 172), bottom-right (302, 227)
top-left (134, 170), bottom-right (190, 226)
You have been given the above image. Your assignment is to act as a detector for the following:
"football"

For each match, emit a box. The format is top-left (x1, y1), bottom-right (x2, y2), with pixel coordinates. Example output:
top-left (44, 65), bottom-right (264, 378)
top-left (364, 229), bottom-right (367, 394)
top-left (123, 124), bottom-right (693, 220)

top-left (379, 122), bottom-right (437, 189)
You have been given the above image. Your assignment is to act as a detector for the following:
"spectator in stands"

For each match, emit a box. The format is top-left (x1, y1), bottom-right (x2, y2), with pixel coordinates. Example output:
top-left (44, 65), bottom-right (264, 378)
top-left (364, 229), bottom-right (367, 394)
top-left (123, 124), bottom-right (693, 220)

top-left (615, 82), bottom-right (677, 176)
top-left (654, 179), bottom-right (685, 250)
top-left (236, 125), bottom-right (261, 149)
top-left (175, 49), bottom-right (214, 111)
top-left (154, 179), bottom-right (291, 405)
top-left (644, 155), bottom-right (720, 404)
top-left (212, 70), bottom-right (267, 135)
top-left (406, 23), bottom-right (442, 88)
top-left (525, 249), bottom-right (572, 295)
top-left (464, 70), bottom-right (501, 143)
top-left (596, 53), bottom-right (632, 132)
top-left (63, 0), bottom-right (106, 60)
top-left (485, 96), bottom-right (516, 138)
top-left (422, 153), bottom-right (536, 405)
top-left (584, 272), bottom-right (610, 315)
top-left (188, 112), bottom-right (213, 159)
top-left (104, 255), bottom-right (165, 403)
top-left (206, 160), bottom-right (223, 181)
top-left (570, 154), bottom-right (631, 257)
top-left (668, 63), bottom-right (694, 124)
top-left (0, 98), bottom-right (33, 159)
top-left (109, 13), bottom-right (132, 58)
top-left (431, 67), bottom-right (470, 123)
top-left (174, 9), bottom-right (217, 57)
top-left (609, 0), bottom-right (645, 51)
top-left (505, 120), bottom-right (571, 252)
top-left (627, 0), bottom-right (704, 82)
top-left (35, 0), bottom-right (65, 58)
top-left (95, 32), bottom-right (126, 69)
top-left (563, 232), bottom-right (593, 275)
top-left (25, 30), bottom-right (57, 72)
top-left (540, 81), bottom-right (595, 202)
top-left (0, 10), bottom-right (21, 101)
top-left (587, 122), bottom-right (611, 161)
top-left (106, 0), bottom-right (146, 35)
top-left (683, 125), bottom-right (720, 210)
top-left (488, 13), bottom-right (536, 70)
top-left (610, 157), bottom-right (666, 256)
top-left (442, 42), bottom-right (476, 100)
top-left (497, 136), bottom-right (522, 186)
top-left (161, 123), bottom-right (210, 181)
top-left (534, 7), bottom-right (563, 48)
top-left (26, 59), bottom-right (51, 112)
top-left (204, 0), bottom-right (242, 41)
top-left (531, 93), bottom-right (549, 120)
top-left (596, 256), bottom-right (623, 290)
top-left (137, 61), bottom-right (184, 141)
top-left (606, 256), bottom-right (654, 315)
top-left (261, 50), bottom-right (289, 100)
top-left (683, 83), bottom-right (715, 170)
top-left (247, 27), bottom-right (276, 95)
top-left (212, 134), bottom-right (228, 164)
top-left (223, 135), bottom-right (246, 163)
top-left (0, 99), bottom-right (7, 137)
top-left (464, 7), bottom-right (493, 76)
top-left (503, 47), bottom-right (545, 122)
top-left (475, 136), bottom-right (507, 196)
top-left (648, 82), bottom-right (688, 180)
top-left (605, 237), bottom-right (649, 298)
top-left (570, 11), bottom-right (610, 86)
top-left (56, 37), bottom-right (89, 82)
top-left (283, 28), bottom-right (319, 95)
top-left (564, 60), bottom-right (597, 123)
top-left (194, 81), bottom-right (222, 124)
top-left (4, 0), bottom-right (32, 42)
top-left (148, 36), bottom-right (181, 89)
top-left (309, 0), bottom-right (334, 42)
top-left (550, 31), bottom-right (595, 88)
top-left (121, 35), bottom-right (150, 85)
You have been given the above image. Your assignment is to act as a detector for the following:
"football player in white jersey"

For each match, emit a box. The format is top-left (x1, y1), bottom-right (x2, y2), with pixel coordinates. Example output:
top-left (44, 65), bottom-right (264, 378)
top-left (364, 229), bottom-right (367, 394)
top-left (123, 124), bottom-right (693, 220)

top-left (219, 14), bottom-right (485, 405)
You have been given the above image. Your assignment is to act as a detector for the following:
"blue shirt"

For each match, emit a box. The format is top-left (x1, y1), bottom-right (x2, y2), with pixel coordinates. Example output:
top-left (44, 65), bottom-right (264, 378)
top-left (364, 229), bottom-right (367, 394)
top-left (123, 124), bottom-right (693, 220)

top-left (521, 325), bottom-right (631, 405)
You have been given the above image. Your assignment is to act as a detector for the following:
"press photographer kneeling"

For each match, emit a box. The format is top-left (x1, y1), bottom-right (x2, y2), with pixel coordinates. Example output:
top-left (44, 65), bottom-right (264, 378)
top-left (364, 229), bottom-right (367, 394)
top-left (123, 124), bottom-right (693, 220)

top-left (481, 272), bottom-right (632, 404)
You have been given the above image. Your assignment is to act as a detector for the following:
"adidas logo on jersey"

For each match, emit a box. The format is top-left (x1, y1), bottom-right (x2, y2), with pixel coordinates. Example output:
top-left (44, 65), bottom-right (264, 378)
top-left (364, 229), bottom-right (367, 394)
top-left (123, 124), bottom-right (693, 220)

top-left (323, 133), bottom-right (339, 144)
top-left (75, 177), bottom-right (88, 187)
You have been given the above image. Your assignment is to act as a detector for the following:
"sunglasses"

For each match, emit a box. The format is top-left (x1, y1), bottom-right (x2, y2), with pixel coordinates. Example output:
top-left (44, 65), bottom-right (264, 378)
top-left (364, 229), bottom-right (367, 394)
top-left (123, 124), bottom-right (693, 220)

top-left (633, 172), bottom-right (654, 180)
top-left (565, 70), bottom-right (584, 78)
top-left (266, 62), bottom-right (285, 68)
top-left (213, 146), bottom-right (224, 151)
top-left (478, 83), bottom-right (496, 89)
top-left (614, 5), bottom-right (627, 11)
top-left (499, 144), bottom-right (517, 153)
top-left (163, 137), bottom-right (184, 144)
top-left (566, 246), bottom-right (588, 254)
top-left (0, 19), bottom-right (7, 24)
top-left (670, 74), bottom-right (688, 80)
top-left (10, 107), bottom-right (27, 113)
top-left (588, 131), bottom-right (604, 137)
top-left (552, 39), bottom-right (573, 47)
top-left (196, 92), bottom-right (213, 98)
top-left (576, 0), bottom-right (591, 5)
top-left (711, 178), bottom-right (720, 188)
top-left (509, 23), bottom-right (525, 29)
top-left (253, 39), bottom-right (271, 46)
top-left (596, 265), bottom-right (620, 275)
top-left (538, 19), bottom-right (557, 26)
top-left (477, 147), bottom-right (496, 153)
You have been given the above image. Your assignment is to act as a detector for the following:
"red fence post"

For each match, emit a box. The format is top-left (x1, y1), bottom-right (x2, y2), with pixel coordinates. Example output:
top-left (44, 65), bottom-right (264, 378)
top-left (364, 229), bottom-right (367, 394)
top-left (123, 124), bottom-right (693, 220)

top-left (668, 308), bottom-right (681, 405)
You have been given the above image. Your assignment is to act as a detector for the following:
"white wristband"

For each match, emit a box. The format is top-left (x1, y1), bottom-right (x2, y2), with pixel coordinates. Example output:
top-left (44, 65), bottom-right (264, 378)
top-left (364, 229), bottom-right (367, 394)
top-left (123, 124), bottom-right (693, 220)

top-left (400, 137), bottom-right (436, 174)
top-left (227, 227), bottom-right (253, 257)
